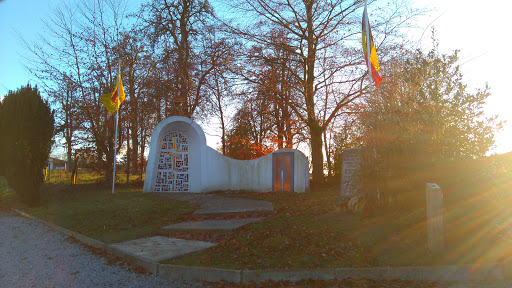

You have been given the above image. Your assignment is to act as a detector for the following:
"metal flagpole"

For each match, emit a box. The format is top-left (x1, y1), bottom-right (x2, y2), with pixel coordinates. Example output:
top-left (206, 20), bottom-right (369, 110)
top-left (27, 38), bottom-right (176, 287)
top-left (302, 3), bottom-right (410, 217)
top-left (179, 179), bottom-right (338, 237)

top-left (364, 0), bottom-right (372, 82)
top-left (112, 63), bottom-right (120, 195)
top-left (111, 16), bottom-right (123, 195)
top-left (365, 1), bottom-right (380, 201)
top-left (364, 0), bottom-right (376, 155)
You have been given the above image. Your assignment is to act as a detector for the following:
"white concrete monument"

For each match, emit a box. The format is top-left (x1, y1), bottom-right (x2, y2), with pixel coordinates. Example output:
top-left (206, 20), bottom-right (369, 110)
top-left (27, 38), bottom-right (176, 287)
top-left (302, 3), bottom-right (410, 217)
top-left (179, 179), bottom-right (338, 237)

top-left (143, 116), bottom-right (310, 193)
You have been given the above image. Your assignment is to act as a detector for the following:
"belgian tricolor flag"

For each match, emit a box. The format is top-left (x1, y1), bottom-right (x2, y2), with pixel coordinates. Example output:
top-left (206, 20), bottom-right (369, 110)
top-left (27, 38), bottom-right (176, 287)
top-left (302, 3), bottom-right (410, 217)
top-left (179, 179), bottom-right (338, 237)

top-left (362, 4), bottom-right (383, 87)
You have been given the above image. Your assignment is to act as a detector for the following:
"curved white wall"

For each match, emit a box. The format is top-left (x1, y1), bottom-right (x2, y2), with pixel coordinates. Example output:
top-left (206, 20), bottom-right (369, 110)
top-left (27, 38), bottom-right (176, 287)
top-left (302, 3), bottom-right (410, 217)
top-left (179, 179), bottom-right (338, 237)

top-left (201, 147), bottom-right (309, 193)
top-left (143, 117), bottom-right (310, 193)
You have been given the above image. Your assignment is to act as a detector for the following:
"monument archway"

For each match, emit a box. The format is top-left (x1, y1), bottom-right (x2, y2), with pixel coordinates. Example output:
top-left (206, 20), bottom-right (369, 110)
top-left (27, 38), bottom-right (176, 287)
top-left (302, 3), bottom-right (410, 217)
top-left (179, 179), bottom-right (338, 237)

top-left (143, 116), bottom-right (204, 193)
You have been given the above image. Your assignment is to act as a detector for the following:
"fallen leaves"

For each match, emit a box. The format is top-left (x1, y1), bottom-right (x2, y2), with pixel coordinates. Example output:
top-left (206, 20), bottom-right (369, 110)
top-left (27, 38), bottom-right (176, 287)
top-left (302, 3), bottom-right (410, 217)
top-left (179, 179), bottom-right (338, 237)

top-left (164, 189), bottom-right (378, 270)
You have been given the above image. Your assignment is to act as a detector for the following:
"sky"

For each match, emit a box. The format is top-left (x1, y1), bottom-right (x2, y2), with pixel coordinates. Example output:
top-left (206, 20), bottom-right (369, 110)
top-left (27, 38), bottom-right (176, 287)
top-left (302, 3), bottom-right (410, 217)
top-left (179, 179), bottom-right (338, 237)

top-left (1, 0), bottom-right (511, 154)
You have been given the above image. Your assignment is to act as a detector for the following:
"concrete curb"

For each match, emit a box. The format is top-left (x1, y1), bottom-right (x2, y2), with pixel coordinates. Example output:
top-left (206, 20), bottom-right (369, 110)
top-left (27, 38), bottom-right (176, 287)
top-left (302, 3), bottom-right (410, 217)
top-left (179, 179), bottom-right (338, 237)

top-left (243, 268), bottom-right (334, 283)
top-left (9, 209), bottom-right (510, 283)
top-left (159, 264), bottom-right (242, 282)
top-left (334, 264), bottom-right (504, 282)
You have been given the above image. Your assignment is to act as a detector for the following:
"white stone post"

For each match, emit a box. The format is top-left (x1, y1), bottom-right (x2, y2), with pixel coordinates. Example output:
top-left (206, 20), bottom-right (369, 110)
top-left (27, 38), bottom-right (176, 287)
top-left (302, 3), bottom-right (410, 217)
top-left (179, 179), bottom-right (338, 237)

top-left (426, 183), bottom-right (444, 253)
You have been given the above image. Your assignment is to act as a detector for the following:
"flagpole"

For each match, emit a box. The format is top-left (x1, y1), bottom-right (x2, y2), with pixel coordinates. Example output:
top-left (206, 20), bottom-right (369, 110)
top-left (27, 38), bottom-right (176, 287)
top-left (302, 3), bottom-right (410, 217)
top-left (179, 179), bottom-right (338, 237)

top-left (364, 0), bottom-right (372, 82)
top-left (112, 64), bottom-right (120, 195)
top-left (364, 1), bottom-right (379, 201)
top-left (364, 1), bottom-right (377, 159)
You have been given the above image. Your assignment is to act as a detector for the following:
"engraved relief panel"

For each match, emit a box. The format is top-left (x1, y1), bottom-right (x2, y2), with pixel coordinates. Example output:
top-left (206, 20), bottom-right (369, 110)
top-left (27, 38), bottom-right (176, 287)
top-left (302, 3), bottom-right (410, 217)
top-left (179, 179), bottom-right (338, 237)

top-left (154, 131), bottom-right (189, 192)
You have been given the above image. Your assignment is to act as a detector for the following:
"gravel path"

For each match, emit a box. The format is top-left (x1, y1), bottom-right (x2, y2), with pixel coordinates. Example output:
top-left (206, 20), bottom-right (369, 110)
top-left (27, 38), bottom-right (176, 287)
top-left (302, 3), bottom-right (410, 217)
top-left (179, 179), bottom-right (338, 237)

top-left (0, 212), bottom-right (207, 288)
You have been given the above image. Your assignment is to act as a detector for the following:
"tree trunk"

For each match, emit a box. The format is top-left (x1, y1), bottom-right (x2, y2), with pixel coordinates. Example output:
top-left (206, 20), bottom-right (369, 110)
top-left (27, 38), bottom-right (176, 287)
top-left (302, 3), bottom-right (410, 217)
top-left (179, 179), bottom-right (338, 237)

top-left (220, 107), bottom-right (226, 155)
top-left (65, 87), bottom-right (73, 171)
top-left (310, 125), bottom-right (324, 190)
top-left (214, 70), bottom-right (227, 155)
top-left (70, 153), bottom-right (79, 185)
top-left (104, 115), bottom-right (116, 185)
top-left (275, 100), bottom-right (284, 149)
top-left (285, 117), bottom-right (293, 148)
top-left (157, 97), bottom-right (162, 123)
top-left (131, 123), bottom-right (139, 175)
top-left (172, 0), bottom-right (192, 117)
top-left (305, 0), bottom-right (321, 188)
top-left (126, 126), bottom-right (131, 184)
top-left (277, 123), bottom-right (284, 149)
top-left (105, 148), bottom-right (114, 185)
top-left (324, 130), bottom-right (332, 177)
top-left (66, 132), bottom-right (73, 171)
top-left (140, 128), bottom-right (146, 179)
top-left (128, 64), bottom-right (139, 175)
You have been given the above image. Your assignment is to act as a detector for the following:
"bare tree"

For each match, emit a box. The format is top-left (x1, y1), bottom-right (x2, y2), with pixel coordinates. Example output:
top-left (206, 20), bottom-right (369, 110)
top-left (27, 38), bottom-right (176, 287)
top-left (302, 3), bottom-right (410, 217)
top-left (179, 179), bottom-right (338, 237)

top-left (223, 0), bottom-right (425, 188)
top-left (203, 35), bottom-right (238, 155)
top-left (20, 2), bottom-right (82, 171)
top-left (229, 28), bottom-right (301, 150)
top-left (143, 0), bottom-right (220, 118)
top-left (23, 0), bottom-right (132, 183)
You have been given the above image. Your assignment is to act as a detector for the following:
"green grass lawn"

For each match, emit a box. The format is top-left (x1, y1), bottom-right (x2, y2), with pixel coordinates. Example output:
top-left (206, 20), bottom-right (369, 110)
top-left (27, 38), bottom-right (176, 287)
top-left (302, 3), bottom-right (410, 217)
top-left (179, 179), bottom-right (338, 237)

top-left (0, 177), bottom-right (197, 243)
top-left (3, 173), bottom-right (512, 270)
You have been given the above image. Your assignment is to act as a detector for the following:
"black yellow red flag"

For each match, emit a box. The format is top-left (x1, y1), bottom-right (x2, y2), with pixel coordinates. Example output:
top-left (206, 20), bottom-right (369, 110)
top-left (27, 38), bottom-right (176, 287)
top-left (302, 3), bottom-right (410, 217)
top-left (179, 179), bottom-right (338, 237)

top-left (362, 4), bottom-right (383, 87)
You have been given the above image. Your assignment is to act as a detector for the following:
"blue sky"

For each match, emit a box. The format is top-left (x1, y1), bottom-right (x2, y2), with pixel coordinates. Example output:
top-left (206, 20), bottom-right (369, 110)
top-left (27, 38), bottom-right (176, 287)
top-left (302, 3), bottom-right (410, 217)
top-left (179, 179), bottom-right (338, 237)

top-left (0, 0), bottom-right (57, 94)
top-left (1, 0), bottom-right (511, 154)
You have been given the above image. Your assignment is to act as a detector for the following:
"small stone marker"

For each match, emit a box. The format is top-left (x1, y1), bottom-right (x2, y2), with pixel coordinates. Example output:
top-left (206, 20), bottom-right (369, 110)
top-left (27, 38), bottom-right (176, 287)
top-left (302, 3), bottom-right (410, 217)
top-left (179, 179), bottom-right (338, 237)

top-left (426, 183), bottom-right (444, 253)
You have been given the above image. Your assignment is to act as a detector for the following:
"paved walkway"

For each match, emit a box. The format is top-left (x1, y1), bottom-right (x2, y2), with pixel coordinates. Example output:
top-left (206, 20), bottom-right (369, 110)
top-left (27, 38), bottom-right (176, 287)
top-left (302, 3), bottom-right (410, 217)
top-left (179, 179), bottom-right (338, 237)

top-left (110, 193), bottom-right (272, 264)
top-left (162, 217), bottom-right (264, 234)
top-left (152, 192), bottom-right (274, 215)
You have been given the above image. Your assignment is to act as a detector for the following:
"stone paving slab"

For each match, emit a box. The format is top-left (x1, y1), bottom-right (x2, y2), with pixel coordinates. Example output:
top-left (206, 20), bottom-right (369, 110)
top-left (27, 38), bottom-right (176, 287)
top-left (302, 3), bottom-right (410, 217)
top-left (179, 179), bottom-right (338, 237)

top-left (162, 217), bottom-right (264, 233)
top-left (110, 236), bottom-right (216, 263)
top-left (152, 193), bottom-right (274, 216)
top-left (192, 197), bottom-right (273, 216)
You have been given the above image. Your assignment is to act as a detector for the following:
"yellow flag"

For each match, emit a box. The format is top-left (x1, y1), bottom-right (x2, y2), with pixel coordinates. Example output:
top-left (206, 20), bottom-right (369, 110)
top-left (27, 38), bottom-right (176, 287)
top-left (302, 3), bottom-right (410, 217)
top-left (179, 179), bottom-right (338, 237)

top-left (100, 74), bottom-right (125, 114)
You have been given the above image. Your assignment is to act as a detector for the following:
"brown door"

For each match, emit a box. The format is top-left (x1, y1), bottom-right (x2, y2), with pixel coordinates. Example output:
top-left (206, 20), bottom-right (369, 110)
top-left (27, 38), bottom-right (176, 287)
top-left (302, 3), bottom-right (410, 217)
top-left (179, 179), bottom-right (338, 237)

top-left (272, 152), bottom-right (294, 192)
